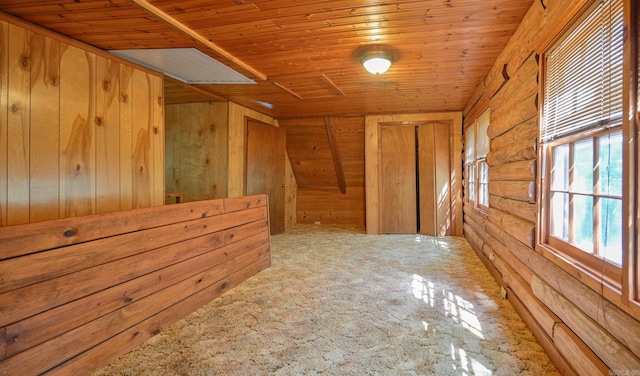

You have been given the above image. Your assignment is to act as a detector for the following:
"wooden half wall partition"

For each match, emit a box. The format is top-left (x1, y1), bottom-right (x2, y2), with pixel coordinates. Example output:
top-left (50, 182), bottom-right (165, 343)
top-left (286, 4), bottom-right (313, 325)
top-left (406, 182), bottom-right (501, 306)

top-left (0, 194), bottom-right (271, 375)
top-left (365, 112), bottom-right (463, 235)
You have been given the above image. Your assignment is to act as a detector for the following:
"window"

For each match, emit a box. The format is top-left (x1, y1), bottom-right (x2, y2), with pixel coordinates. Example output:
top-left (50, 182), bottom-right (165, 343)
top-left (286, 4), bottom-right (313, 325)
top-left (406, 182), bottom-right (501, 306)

top-left (465, 109), bottom-right (490, 212)
top-left (540, 0), bottom-right (624, 284)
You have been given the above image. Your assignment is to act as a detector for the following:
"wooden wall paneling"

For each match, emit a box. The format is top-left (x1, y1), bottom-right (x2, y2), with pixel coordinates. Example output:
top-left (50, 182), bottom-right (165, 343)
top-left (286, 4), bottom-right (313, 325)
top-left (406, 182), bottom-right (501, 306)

top-left (532, 275), bottom-right (640, 370)
top-left (284, 150), bottom-right (297, 228)
top-left (165, 101), bottom-right (228, 203)
top-left (0, 21), bottom-right (7, 227)
top-left (281, 118), bottom-right (338, 188)
top-left (0, 198), bottom-right (225, 260)
top-left (0, 194), bottom-right (270, 374)
top-left (178, 104), bottom-right (196, 201)
top-left (119, 64), bottom-right (133, 210)
top-left (7, 23), bottom-right (30, 225)
top-left (330, 116), bottom-right (365, 187)
top-left (380, 125), bottom-right (416, 234)
top-left (364, 114), bottom-right (382, 234)
top-left (184, 103), bottom-right (201, 202)
top-left (29, 31), bottom-right (59, 222)
top-left (152, 73), bottom-right (164, 206)
top-left (490, 117), bottom-right (539, 150)
top-left (130, 69), bottom-right (152, 209)
top-left (95, 55), bottom-right (120, 214)
top-left (163, 103), bottom-right (179, 200)
top-left (418, 124), bottom-right (436, 235)
top-left (210, 101), bottom-right (228, 199)
top-left (554, 323), bottom-right (610, 376)
top-left (193, 102), bottom-right (211, 201)
top-left (196, 101), bottom-right (227, 200)
top-left (296, 187), bottom-right (365, 227)
top-left (59, 43), bottom-right (96, 219)
top-left (48, 256), bottom-right (271, 376)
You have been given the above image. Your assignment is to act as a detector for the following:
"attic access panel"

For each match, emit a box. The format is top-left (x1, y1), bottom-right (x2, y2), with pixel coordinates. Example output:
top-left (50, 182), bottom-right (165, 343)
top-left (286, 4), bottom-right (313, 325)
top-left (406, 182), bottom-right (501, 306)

top-left (109, 48), bottom-right (255, 84)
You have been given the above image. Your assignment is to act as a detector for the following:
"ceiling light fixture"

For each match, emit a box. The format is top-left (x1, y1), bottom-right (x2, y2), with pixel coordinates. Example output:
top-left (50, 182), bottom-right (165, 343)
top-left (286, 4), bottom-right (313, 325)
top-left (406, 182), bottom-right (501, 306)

top-left (361, 47), bottom-right (394, 75)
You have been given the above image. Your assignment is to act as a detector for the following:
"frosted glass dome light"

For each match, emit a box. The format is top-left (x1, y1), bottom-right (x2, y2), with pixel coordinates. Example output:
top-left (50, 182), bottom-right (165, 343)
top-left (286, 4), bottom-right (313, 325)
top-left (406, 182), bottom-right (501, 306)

top-left (361, 52), bottom-right (394, 74)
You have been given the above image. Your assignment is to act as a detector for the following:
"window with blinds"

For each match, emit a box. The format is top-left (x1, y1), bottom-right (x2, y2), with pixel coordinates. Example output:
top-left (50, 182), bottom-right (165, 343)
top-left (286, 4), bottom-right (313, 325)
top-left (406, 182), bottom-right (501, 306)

top-left (465, 109), bottom-right (489, 211)
top-left (541, 0), bottom-right (624, 142)
top-left (539, 0), bottom-right (625, 284)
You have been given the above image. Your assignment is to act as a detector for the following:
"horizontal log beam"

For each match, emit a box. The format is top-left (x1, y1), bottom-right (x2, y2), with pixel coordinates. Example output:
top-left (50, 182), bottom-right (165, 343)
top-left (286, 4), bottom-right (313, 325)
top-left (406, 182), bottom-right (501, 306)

top-left (489, 159), bottom-right (536, 181)
top-left (489, 195), bottom-right (537, 223)
top-left (487, 136), bottom-right (537, 166)
top-left (489, 180), bottom-right (536, 203)
top-left (532, 275), bottom-right (640, 370)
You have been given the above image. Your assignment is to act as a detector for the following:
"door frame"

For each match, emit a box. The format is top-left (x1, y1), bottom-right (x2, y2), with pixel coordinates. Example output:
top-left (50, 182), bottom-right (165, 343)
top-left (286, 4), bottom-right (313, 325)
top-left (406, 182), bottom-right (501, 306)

top-left (364, 112), bottom-right (463, 235)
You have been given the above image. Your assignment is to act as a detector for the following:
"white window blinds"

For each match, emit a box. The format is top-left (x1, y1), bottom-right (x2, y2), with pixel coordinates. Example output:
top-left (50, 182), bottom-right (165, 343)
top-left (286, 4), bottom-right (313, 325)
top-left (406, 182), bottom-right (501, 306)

top-left (541, 0), bottom-right (624, 143)
top-left (476, 110), bottom-right (490, 158)
top-left (465, 127), bottom-right (475, 162)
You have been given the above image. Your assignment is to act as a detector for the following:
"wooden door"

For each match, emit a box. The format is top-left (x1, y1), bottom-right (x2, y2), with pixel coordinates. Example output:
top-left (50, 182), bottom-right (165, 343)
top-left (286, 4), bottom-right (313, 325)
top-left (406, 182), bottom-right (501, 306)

top-left (417, 123), bottom-right (451, 236)
top-left (246, 119), bottom-right (286, 234)
top-left (380, 125), bottom-right (417, 234)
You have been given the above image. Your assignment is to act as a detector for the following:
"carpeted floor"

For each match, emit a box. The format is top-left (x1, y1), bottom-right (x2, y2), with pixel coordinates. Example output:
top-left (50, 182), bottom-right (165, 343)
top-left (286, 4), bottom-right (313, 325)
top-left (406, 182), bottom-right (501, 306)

top-left (93, 224), bottom-right (559, 376)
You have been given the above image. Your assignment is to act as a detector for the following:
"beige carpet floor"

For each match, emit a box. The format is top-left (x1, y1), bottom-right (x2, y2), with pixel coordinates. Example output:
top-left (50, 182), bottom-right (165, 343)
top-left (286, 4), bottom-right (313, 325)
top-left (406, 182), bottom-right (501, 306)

top-left (94, 224), bottom-right (559, 376)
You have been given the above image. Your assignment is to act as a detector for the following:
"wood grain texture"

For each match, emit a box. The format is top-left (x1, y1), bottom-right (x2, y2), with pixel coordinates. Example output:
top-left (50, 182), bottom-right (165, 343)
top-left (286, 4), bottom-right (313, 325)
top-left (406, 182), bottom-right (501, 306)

top-left (418, 123), bottom-right (451, 236)
top-left (0, 1), bottom-right (533, 119)
top-left (6, 23), bottom-right (30, 225)
top-left (297, 187), bottom-right (365, 227)
top-left (0, 22), bottom-right (7, 227)
top-left (95, 55), bottom-right (120, 214)
top-left (365, 112), bottom-right (462, 235)
top-left (0, 18), bottom-right (164, 227)
top-left (0, 195), bottom-right (270, 375)
top-left (165, 101), bottom-right (228, 203)
top-left (246, 119), bottom-right (285, 234)
top-left (29, 32), bottom-right (60, 223)
top-left (60, 43), bottom-right (96, 219)
top-left (381, 125), bottom-right (416, 234)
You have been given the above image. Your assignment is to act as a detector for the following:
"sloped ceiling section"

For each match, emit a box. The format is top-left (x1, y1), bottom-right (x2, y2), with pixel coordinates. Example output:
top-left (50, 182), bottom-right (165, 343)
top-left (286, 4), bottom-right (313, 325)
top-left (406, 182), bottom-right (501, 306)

top-left (280, 116), bottom-right (365, 191)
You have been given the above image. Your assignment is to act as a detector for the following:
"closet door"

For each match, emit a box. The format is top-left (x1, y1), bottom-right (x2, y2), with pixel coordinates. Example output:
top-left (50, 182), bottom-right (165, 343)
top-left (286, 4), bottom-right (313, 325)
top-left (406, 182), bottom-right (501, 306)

top-left (380, 126), bottom-right (417, 234)
top-left (417, 123), bottom-right (451, 236)
top-left (246, 119), bottom-right (286, 234)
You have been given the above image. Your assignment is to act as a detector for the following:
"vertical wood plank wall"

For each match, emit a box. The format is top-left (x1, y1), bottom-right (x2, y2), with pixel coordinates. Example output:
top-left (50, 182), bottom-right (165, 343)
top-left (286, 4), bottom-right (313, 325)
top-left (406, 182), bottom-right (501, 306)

top-left (165, 101), bottom-right (228, 203)
top-left (462, 0), bottom-right (640, 374)
top-left (0, 17), bottom-right (164, 227)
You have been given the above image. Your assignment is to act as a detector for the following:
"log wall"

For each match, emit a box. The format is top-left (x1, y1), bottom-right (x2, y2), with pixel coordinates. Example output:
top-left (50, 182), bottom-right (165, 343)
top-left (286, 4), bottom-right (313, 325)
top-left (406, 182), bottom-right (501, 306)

top-left (0, 194), bottom-right (271, 375)
top-left (165, 101), bottom-right (229, 203)
top-left (0, 15), bottom-right (165, 227)
top-left (462, 0), bottom-right (640, 374)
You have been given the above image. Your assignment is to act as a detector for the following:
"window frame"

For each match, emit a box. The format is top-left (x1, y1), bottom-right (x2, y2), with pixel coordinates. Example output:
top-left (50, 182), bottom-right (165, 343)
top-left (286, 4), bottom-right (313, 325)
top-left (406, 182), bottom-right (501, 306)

top-left (465, 108), bottom-right (490, 213)
top-left (537, 0), bottom-right (637, 300)
top-left (540, 128), bottom-right (623, 285)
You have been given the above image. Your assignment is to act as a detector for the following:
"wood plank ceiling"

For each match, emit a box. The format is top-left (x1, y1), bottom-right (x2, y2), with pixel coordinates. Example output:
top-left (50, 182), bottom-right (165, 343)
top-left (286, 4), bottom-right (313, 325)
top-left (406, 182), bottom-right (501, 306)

top-left (0, 0), bottom-right (534, 119)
